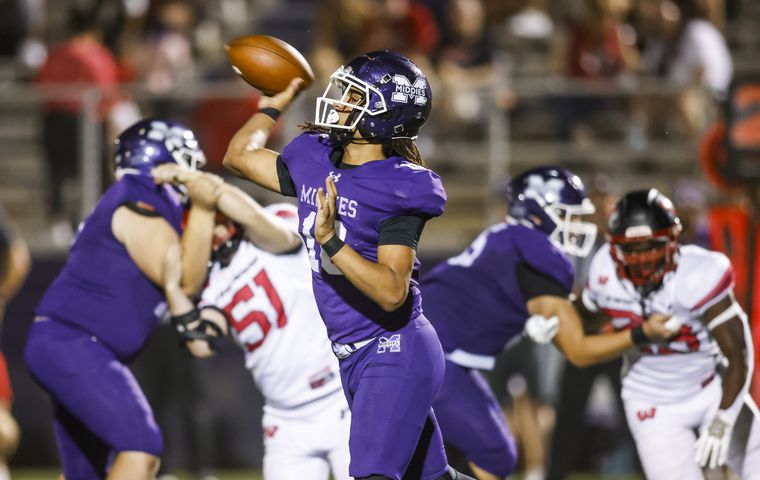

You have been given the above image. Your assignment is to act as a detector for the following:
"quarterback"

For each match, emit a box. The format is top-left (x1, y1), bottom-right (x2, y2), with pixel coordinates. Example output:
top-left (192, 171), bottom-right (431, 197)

top-left (581, 189), bottom-right (760, 479)
top-left (224, 50), bottom-right (475, 479)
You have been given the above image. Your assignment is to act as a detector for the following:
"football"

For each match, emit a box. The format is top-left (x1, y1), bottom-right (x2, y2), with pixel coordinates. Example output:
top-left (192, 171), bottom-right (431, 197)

top-left (225, 35), bottom-right (314, 95)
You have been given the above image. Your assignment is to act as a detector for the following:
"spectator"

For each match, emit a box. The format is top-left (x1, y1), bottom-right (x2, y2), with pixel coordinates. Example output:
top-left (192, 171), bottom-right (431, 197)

top-left (435, 0), bottom-right (500, 130)
top-left (311, 0), bottom-right (373, 83)
top-left (133, 0), bottom-right (197, 117)
top-left (311, 0), bottom-right (439, 95)
top-left (35, 0), bottom-right (140, 245)
top-left (637, 0), bottom-right (732, 132)
top-left (358, 0), bottom-right (440, 66)
top-left (550, 0), bottom-right (638, 142)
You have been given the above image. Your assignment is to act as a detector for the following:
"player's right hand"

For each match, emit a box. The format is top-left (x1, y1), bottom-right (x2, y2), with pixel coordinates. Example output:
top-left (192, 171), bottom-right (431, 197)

top-left (258, 77), bottom-right (304, 112)
top-left (695, 410), bottom-right (734, 469)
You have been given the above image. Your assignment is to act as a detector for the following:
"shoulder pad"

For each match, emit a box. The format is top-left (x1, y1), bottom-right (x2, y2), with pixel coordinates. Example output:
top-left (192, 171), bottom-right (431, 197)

top-left (674, 245), bottom-right (734, 313)
top-left (390, 162), bottom-right (447, 218)
top-left (581, 245), bottom-right (617, 311)
top-left (586, 245), bottom-right (616, 291)
top-left (264, 202), bottom-right (300, 232)
top-left (510, 226), bottom-right (574, 293)
top-left (280, 132), bottom-right (329, 166)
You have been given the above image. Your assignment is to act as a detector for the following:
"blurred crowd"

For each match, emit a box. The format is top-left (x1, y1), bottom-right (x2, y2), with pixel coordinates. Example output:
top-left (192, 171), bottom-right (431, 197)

top-left (0, 0), bottom-right (741, 242)
top-left (1, 0), bottom-right (738, 137)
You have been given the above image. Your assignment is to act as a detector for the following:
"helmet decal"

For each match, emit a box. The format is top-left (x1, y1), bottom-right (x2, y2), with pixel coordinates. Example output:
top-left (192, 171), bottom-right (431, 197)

top-left (391, 74), bottom-right (428, 106)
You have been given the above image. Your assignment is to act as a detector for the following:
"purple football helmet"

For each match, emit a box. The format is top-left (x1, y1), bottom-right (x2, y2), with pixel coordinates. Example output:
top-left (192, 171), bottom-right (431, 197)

top-left (505, 166), bottom-right (597, 257)
top-left (114, 118), bottom-right (206, 177)
top-left (314, 50), bottom-right (432, 145)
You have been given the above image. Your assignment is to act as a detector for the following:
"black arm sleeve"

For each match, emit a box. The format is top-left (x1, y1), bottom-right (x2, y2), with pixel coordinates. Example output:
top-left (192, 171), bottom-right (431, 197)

top-left (378, 215), bottom-right (428, 249)
top-left (516, 262), bottom-right (571, 301)
top-left (276, 155), bottom-right (297, 197)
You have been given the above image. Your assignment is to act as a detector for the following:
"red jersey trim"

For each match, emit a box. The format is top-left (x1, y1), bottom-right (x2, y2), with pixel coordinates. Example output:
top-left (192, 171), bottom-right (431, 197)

top-left (692, 267), bottom-right (735, 311)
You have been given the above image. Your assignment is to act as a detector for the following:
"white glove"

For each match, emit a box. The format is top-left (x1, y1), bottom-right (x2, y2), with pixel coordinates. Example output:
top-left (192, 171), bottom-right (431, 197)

top-left (694, 410), bottom-right (734, 469)
top-left (663, 314), bottom-right (683, 334)
top-left (523, 314), bottom-right (560, 344)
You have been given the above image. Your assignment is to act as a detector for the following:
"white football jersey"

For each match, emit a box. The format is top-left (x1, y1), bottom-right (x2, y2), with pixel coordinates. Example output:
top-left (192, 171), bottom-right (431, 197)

top-left (582, 244), bottom-right (734, 404)
top-left (200, 238), bottom-right (341, 412)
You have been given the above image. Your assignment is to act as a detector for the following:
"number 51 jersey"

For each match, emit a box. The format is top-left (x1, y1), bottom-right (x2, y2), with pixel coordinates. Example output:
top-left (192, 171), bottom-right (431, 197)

top-left (200, 235), bottom-right (342, 411)
top-left (582, 244), bottom-right (734, 404)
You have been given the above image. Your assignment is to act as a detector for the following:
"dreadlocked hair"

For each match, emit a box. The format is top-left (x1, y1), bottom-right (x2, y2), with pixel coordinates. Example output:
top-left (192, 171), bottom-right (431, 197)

top-left (382, 138), bottom-right (426, 167)
top-left (298, 121), bottom-right (330, 134)
top-left (297, 122), bottom-right (427, 167)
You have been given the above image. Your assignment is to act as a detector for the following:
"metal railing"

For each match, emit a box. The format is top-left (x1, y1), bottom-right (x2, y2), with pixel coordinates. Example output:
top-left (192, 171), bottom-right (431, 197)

top-left (0, 77), bottom-right (705, 254)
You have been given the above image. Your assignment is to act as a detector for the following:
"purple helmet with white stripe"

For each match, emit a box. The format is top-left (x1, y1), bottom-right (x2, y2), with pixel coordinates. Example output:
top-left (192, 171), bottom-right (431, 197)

top-left (114, 118), bottom-right (206, 177)
top-left (505, 166), bottom-right (597, 257)
top-left (314, 50), bottom-right (432, 145)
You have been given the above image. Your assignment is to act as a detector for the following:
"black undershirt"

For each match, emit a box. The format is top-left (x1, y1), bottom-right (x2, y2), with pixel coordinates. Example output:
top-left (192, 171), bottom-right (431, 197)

top-left (515, 262), bottom-right (571, 300)
top-left (276, 155), bottom-right (297, 197)
top-left (276, 152), bottom-right (427, 249)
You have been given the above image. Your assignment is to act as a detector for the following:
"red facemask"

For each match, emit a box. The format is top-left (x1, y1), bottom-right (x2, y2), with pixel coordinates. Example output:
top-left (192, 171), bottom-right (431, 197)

top-left (608, 227), bottom-right (680, 289)
top-left (212, 214), bottom-right (239, 252)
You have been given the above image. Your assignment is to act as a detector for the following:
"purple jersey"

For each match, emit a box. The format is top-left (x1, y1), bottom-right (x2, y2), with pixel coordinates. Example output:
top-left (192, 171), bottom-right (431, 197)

top-left (36, 174), bottom-right (185, 361)
top-left (422, 222), bottom-right (574, 361)
top-left (279, 133), bottom-right (446, 343)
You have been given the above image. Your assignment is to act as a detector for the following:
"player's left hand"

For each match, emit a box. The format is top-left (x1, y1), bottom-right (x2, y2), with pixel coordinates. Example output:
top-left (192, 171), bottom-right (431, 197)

top-left (152, 163), bottom-right (189, 185)
top-left (643, 313), bottom-right (678, 341)
top-left (695, 410), bottom-right (734, 469)
top-left (315, 176), bottom-right (337, 245)
top-left (523, 314), bottom-right (560, 344)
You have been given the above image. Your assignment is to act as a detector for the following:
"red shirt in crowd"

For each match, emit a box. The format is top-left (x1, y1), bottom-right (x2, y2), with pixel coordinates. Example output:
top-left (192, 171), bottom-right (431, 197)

top-left (36, 36), bottom-right (124, 119)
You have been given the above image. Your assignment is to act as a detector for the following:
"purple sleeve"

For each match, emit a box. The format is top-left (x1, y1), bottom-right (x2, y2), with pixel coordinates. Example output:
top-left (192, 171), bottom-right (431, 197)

top-left (393, 165), bottom-right (447, 219)
top-left (510, 227), bottom-right (575, 293)
top-left (279, 132), bottom-right (326, 173)
top-left (119, 178), bottom-right (184, 234)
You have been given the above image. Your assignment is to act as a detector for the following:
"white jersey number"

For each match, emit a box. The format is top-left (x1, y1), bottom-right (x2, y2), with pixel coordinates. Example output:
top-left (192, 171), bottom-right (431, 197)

top-left (222, 269), bottom-right (287, 352)
top-left (301, 211), bottom-right (346, 276)
top-left (448, 224), bottom-right (507, 268)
